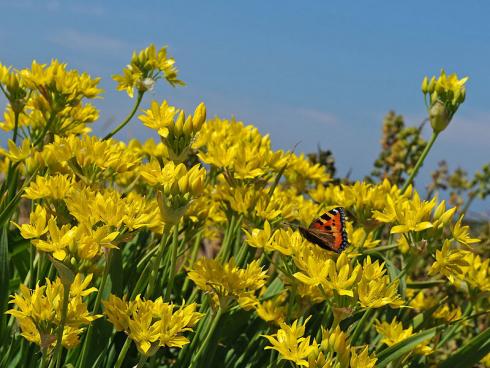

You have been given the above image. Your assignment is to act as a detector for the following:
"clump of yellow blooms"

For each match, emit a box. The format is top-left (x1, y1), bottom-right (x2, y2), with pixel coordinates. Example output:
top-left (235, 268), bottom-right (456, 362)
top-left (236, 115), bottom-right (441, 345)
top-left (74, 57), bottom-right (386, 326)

top-left (6, 275), bottom-right (100, 351)
top-left (103, 295), bottom-right (202, 356)
top-left (188, 258), bottom-right (267, 309)
top-left (0, 45), bottom-right (487, 368)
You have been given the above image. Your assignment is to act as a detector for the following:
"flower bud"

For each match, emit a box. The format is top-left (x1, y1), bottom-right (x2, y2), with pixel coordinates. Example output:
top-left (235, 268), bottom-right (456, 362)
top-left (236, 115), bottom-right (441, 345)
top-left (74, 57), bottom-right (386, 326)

top-left (429, 100), bottom-right (450, 133)
top-left (174, 111), bottom-right (185, 136)
top-left (177, 175), bottom-right (189, 193)
top-left (192, 102), bottom-right (206, 130)
top-left (183, 115), bottom-right (194, 136)
top-left (428, 76), bottom-right (436, 93)
top-left (421, 76), bottom-right (429, 94)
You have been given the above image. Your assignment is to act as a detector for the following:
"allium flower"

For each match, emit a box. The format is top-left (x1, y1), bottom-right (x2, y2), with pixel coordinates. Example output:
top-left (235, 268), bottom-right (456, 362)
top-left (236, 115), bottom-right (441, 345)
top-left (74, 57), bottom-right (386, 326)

top-left (188, 258), bottom-right (267, 309)
top-left (103, 294), bottom-right (202, 356)
top-left (358, 257), bottom-right (403, 309)
top-left (350, 346), bottom-right (377, 368)
top-left (294, 252), bottom-right (360, 298)
top-left (429, 240), bottom-right (470, 283)
top-left (113, 44), bottom-right (184, 98)
top-left (422, 69), bottom-right (468, 133)
top-left (263, 317), bottom-right (316, 367)
top-left (6, 275), bottom-right (100, 350)
top-left (375, 318), bottom-right (432, 356)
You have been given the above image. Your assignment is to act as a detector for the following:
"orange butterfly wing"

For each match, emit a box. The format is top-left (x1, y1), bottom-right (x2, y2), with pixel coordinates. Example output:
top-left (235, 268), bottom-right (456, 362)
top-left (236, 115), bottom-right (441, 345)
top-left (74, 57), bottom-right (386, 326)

top-left (299, 207), bottom-right (349, 253)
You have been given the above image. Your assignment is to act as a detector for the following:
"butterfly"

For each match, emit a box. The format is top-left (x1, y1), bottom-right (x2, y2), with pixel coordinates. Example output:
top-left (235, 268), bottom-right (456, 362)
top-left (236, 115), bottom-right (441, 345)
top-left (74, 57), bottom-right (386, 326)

top-left (299, 207), bottom-right (349, 253)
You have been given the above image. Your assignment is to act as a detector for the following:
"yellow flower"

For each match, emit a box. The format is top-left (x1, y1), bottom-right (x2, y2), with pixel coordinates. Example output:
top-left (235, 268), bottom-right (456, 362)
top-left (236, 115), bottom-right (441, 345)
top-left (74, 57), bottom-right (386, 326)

top-left (31, 219), bottom-right (77, 261)
top-left (432, 304), bottom-right (462, 322)
top-left (464, 254), bottom-right (490, 292)
top-left (318, 325), bottom-right (350, 367)
top-left (422, 70), bottom-right (468, 132)
top-left (113, 44), bottom-right (184, 98)
top-left (103, 294), bottom-right (202, 356)
top-left (23, 174), bottom-right (74, 200)
top-left (255, 292), bottom-right (287, 326)
top-left (6, 276), bottom-right (100, 350)
top-left (358, 257), bottom-right (403, 309)
top-left (195, 117), bottom-right (287, 181)
top-left (283, 153), bottom-right (331, 193)
top-left (21, 60), bottom-right (102, 101)
top-left (350, 346), bottom-right (377, 368)
top-left (375, 318), bottom-right (432, 355)
top-left (244, 222), bottom-right (303, 256)
top-left (140, 161), bottom-right (205, 196)
top-left (409, 291), bottom-right (437, 311)
top-left (451, 215), bottom-right (480, 247)
top-left (346, 222), bottom-right (380, 249)
top-left (4, 138), bottom-right (33, 163)
top-left (263, 317), bottom-right (316, 367)
top-left (13, 205), bottom-right (50, 239)
top-left (431, 200), bottom-right (456, 230)
top-left (294, 248), bottom-right (360, 299)
top-left (429, 240), bottom-right (470, 283)
top-left (188, 258), bottom-right (267, 309)
top-left (373, 192), bottom-right (435, 234)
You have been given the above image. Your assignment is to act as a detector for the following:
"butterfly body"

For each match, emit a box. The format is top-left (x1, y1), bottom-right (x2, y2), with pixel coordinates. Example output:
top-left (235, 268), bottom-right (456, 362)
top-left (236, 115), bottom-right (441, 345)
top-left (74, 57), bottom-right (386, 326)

top-left (299, 207), bottom-right (349, 253)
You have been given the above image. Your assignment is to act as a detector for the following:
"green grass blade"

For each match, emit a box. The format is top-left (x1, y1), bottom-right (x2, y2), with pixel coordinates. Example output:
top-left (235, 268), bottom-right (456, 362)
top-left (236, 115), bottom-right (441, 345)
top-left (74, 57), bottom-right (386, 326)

top-left (0, 226), bottom-right (10, 343)
top-left (376, 327), bottom-right (438, 368)
top-left (439, 327), bottom-right (490, 368)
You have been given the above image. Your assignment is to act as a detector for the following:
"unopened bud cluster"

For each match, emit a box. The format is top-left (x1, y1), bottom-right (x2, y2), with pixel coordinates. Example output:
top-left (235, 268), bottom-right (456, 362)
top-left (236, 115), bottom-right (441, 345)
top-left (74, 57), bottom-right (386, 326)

top-left (421, 70), bottom-right (468, 133)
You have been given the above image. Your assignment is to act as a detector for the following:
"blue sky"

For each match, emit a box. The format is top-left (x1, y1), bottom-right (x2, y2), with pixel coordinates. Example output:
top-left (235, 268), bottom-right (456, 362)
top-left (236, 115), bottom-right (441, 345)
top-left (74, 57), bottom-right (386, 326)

top-left (1, 0), bottom-right (489, 212)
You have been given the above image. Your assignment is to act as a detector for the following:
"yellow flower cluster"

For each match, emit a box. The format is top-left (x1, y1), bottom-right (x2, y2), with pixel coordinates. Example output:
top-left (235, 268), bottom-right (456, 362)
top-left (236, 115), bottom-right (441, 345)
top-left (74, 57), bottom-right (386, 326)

top-left (2, 44), bottom-right (487, 368)
top-left (375, 318), bottom-right (433, 356)
top-left (263, 318), bottom-right (377, 368)
top-left (139, 100), bottom-right (206, 162)
top-left (6, 275), bottom-right (100, 350)
top-left (113, 44), bottom-right (184, 98)
top-left (187, 258), bottom-right (267, 309)
top-left (103, 295), bottom-right (202, 356)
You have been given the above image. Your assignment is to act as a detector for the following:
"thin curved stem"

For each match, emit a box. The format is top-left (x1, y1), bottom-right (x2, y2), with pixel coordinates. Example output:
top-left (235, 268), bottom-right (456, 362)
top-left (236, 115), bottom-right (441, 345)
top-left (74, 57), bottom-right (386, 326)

top-left (146, 228), bottom-right (169, 298)
top-left (114, 336), bottom-right (132, 368)
top-left (103, 91), bottom-right (144, 140)
top-left (189, 307), bottom-right (223, 368)
top-left (401, 131), bottom-right (439, 194)
top-left (78, 250), bottom-right (113, 367)
top-left (50, 281), bottom-right (71, 368)
top-left (164, 224), bottom-right (179, 300)
top-left (350, 308), bottom-right (373, 345)
top-left (12, 111), bottom-right (20, 144)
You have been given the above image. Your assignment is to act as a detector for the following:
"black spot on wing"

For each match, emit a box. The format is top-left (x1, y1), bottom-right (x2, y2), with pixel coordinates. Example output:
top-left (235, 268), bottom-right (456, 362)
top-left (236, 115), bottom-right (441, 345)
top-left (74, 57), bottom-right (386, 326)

top-left (321, 213), bottom-right (331, 221)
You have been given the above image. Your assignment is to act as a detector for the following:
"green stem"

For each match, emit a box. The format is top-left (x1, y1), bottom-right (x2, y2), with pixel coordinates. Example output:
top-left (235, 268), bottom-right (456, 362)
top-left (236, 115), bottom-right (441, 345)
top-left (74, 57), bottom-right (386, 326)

top-left (103, 91), bottom-right (144, 140)
top-left (146, 229), bottom-right (169, 298)
top-left (78, 250), bottom-right (113, 367)
top-left (401, 131), bottom-right (439, 194)
top-left (181, 232), bottom-right (202, 295)
top-left (190, 307), bottom-right (223, 368)
top-left (164, 224), bottom-right (179, 300)
top-left (350, 308), bottom-right (373, 345)
top-left (114, 337), bottom-right (132, 368)
top-left (39, 348), bottom-right (49, 368)
top-left (50, 281), bottom-right (71, 368)
top-left (33, 114), bottom-right (56, 147)
top-left (12, 110), bottom-right (20, 144)
top-left (136, 354), bottom-right (149, 368)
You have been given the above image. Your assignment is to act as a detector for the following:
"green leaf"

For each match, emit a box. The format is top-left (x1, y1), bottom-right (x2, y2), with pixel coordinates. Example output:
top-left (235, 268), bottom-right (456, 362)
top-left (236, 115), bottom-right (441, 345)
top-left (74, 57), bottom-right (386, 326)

top-left (439, 327), bottom-right (490, 368)
top-left (376, 327), bottom-right (438, 368)
top-left (108, 248), bottom-right (124, 297)
top-left (0, 226), bottom-right (10, 342)
top-left (260, 277), bottom-right (284, 301)
top-left (406, 280), bottom-right (445, 289)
